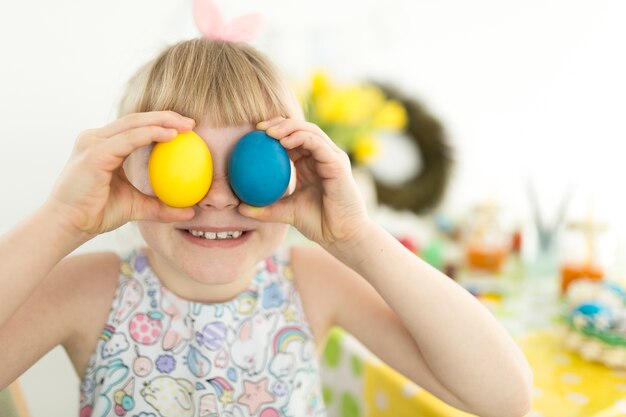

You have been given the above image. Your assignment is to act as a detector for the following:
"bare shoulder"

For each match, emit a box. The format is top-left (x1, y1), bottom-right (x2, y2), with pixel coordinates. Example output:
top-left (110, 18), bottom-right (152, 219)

top-left (289, 245), bottom-right (362, 349)
top-left (47, 251), bottom-right (120, 320)
top-left (290, 244), bottom-right (369, 295)
top-left (55, 251), bottom-right (120, 291)
top-left (290, 246), bottom-right (333, 349)
top-left (290, 245), bottom-right (334, 276)
top-left (290, 244), bottom-right (347, 292)
top-left (0, 251), bottom-right (121, 387)
top-left (289, 245), bottom-right (410, 365)
top-left (59, 252), bottom-right (121, 375)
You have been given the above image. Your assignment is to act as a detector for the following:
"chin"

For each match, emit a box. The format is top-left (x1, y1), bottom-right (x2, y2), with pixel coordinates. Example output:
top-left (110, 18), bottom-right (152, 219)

top-left (190, 264), bottom-right (245, 285)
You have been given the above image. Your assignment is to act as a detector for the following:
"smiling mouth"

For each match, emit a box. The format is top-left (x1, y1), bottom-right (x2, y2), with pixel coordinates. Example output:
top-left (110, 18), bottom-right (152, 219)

top-left (183, 229), bottom-right (249, 240)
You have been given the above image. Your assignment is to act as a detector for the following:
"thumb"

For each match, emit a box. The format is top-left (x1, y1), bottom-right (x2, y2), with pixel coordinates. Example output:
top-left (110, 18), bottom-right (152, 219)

top-left (238, 195), bottom-right (295, 225)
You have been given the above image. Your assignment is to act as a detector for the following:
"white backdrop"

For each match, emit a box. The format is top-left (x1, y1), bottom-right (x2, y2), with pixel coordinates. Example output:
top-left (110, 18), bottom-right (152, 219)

top-left (2, 1), bottom-right (626, 415)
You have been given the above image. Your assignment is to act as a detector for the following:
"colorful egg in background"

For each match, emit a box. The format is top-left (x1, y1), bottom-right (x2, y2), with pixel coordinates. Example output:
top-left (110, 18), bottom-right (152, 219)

top-left (228, 130), bottom-right (291, 207)
top-left (148, 131), bottom-right (213, 208)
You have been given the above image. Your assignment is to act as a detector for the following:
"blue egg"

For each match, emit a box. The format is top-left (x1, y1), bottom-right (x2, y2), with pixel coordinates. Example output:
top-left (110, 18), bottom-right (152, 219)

top-left (573, 302), bottom-right (613, 331)
top-left (228, 130), bottom-right (291, 206)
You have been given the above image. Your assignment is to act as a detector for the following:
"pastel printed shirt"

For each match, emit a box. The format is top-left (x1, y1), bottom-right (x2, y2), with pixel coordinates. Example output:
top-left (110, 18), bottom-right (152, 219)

top-left (79, 247), bottom-right (325, 417)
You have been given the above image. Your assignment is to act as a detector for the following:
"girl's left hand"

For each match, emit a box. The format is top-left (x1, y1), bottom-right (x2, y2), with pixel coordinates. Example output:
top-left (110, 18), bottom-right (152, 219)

top-left (238, 117), bottom-right (369, 249)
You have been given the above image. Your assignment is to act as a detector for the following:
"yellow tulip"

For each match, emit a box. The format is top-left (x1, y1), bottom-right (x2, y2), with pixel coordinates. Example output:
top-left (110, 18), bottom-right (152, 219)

top-left (311, 71), bottom-right (331, 98)
top-left (315, 85), bottom-right (386, 125)
top-left (353, 135), bottom-right (379, 164)
top-left (305, 73), bottom-right (408, 165)
top-left (373, 100), bottom-right (408, 130)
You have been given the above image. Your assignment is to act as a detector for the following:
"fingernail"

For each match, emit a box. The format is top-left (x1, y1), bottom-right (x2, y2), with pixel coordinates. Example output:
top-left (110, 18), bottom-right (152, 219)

top-left (257, 121), bottom-right (268, 128)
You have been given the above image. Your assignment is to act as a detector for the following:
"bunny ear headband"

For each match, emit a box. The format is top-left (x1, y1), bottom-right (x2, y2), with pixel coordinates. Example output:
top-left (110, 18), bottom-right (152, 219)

top-left (193, 0), bottom-right (262, 43)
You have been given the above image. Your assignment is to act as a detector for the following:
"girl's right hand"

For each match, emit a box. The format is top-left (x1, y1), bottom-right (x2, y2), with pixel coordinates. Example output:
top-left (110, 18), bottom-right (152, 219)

top-left (46, 111), bottom-right (197, 238)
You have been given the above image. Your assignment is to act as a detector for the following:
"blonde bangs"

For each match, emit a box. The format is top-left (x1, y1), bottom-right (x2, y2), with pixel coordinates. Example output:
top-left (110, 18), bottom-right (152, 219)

top-left (119, 39), bottom-right (302, 126)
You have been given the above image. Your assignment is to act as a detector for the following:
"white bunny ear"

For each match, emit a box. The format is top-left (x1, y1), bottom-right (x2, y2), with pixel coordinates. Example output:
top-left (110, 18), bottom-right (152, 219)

top-left (193, 0), bottom-right (226, 39)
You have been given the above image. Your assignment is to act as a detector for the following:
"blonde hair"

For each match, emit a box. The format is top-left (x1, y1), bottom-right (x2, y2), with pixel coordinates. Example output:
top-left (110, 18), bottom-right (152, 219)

top-left (118, 38), bottom-right (303, 126)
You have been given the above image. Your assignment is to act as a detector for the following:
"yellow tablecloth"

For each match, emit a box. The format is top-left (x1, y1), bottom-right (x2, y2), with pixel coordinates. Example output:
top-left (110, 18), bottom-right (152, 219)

top-left (321, 327), bottom-right (626, 417)
top-left (521, 330), bottom-right (626, 417)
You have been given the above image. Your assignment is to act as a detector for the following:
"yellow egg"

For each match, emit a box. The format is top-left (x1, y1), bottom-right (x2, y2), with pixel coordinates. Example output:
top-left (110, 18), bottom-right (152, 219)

top-left (148, 131), bottom-right (213, 208)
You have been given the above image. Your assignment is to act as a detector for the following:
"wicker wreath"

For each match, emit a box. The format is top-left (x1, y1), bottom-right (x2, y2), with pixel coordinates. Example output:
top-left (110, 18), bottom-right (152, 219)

top-left (372, 85), bottom-right (454, 214)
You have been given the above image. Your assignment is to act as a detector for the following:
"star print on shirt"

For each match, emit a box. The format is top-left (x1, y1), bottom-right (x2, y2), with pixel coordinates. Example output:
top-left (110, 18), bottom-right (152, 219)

top-left (237, 377), bottom-right (275, 414)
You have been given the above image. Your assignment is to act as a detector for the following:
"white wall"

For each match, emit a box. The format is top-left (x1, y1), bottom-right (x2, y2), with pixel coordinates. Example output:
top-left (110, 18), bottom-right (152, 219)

top-left (2, 1), bottom-right (626, 415)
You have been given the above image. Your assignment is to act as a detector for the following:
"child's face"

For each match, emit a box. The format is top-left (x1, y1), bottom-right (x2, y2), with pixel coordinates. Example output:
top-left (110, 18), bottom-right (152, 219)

top-left (125, 122), bottom-right (291, 290)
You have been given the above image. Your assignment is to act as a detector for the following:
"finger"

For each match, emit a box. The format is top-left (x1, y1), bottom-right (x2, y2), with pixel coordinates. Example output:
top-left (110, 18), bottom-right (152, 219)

top-left (285, 146), bottom-right (309, 165)
top-left (104, 125), bottom-right (181, 160)
top-left (265, 119), bottom-right (341, 152)
top-left (96, 111), bottom-right (195, 138)
top-left (256, 116), bottom-right (286, 130)
top-left (279, 131), bottom-right (340, 165)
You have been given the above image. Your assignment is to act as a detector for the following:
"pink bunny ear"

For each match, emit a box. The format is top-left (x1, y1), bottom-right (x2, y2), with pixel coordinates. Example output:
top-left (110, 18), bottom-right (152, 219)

top-left (193, 0), bottom-right (261, 43)
top-left (193, 0), bottom-right (225, 39)
top-left (222, 13), bottom-right (262, 43)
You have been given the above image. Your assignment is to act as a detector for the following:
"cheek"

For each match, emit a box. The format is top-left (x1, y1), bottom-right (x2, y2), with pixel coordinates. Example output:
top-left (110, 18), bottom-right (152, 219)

top-left (259, 224), bottom-right (289, 247)
top-left (137, 222), bottom-right (167, 247)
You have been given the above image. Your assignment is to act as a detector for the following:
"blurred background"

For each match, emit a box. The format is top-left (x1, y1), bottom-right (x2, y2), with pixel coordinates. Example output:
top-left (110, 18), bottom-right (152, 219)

top-left (2, 1), bottom-right (626, 416)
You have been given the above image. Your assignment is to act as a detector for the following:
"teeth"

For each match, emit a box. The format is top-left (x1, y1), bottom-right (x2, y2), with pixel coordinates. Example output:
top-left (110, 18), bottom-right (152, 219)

top-left (187, 230), bottom-right (244, 240)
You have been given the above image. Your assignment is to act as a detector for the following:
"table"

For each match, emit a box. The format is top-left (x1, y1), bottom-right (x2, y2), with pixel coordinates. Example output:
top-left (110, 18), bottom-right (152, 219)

top-left (319, 271), bottom-right (626, 417)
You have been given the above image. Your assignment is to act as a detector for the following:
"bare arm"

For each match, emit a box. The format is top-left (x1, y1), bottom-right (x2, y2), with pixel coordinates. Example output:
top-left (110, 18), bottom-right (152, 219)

top-left (243, 117), bottom-right (533, 417)
top-left (0, 111), bottom-right (195, 330)
top-left (0, 111), bottom-right (196, 388)
top-left (0, 204), bottom-right (90, 327)
top-left (0, 253), bottom-right (119, 389)
top-left (327, 223), bottom-right (532, 417)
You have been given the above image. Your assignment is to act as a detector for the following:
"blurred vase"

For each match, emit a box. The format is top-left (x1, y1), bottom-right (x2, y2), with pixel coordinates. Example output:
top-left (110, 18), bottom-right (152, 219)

top-left (558, 219), bottom-right (607, 293)
top-left (463, 203), bottom-right (512, 275)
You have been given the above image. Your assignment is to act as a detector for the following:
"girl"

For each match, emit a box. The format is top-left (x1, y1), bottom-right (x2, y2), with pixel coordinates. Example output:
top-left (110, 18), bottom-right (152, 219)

top-left (0, 39), bottom-right (532, 417)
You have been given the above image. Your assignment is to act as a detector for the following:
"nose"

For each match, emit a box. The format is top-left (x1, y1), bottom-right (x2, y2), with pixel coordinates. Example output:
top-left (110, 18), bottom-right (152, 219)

top-left (197, 174), bottom-right (240, 209)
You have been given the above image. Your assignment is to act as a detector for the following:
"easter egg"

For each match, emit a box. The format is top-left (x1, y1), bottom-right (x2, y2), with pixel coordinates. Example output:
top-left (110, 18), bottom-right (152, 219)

top-left (129, 312), bottom-right (162, 345)
top-left (196, 321), bottom-right (227, 351)
top-left (148, 130), bottom-right (213, 208)
top-left (572, 302), bottom-right (613, 331)
top-left (228, 130), bottom-right (291, 206)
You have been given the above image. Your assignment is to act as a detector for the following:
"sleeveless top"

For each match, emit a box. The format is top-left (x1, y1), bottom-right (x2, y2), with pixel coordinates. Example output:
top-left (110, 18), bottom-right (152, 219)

top-left (79, 247), bottom-right (326, 417)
